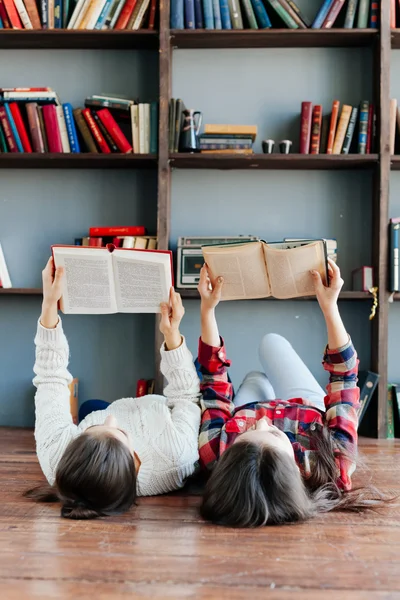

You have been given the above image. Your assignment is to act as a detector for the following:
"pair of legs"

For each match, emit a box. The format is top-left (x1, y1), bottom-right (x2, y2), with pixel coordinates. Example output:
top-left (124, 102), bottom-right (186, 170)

top-left (233, 333), bottom-right (326, 412)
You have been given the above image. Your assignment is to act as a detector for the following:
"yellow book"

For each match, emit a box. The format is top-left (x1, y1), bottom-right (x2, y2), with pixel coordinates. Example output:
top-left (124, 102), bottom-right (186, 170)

top-left (204, 124), bottom-right (257, 142)
top-left (332, 105), bottom-right (352, 154)
top-left (201, 149), bottom-right (254, 155)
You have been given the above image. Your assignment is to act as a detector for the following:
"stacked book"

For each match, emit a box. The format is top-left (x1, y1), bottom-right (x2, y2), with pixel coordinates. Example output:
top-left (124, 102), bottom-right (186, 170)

top-left (0, 89), bottom-right (158, 154)
top-left (170, 0), bottom-right (377, 30)
top-left (75, 226), bottom-right (157, 249)
top-left (0, 0), bottom-right (157, 30)
top-left (200, 124), bottom-right (257, 154)
top-left (299, 100), bottom-right (375, 155)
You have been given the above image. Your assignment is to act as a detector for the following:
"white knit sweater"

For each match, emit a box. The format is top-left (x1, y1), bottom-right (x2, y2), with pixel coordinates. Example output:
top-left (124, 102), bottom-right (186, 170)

top-left (33, 319), bottom-right (201, 496)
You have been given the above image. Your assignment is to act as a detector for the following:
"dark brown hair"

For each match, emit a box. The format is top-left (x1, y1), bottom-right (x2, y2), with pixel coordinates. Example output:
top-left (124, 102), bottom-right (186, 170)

top-left (200, 424), bottom-right (391, 528)
top-left (24, 432), bottom-right (137, 519)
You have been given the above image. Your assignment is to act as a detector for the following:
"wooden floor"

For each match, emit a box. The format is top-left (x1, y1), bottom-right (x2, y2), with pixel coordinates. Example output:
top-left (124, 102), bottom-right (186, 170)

top-left (1, 430), bottom-right (400, 600)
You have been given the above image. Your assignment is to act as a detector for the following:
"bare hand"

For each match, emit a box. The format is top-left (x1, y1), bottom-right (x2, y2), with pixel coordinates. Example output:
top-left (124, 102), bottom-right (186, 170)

top-left (198, 264), bottom-right (223, 311)
top-left (311, 258), bottom-right (344, 315)
top-left (42, 257), bottom-right (64, 306)
top-left (159, 288), bottom-right (185, 337)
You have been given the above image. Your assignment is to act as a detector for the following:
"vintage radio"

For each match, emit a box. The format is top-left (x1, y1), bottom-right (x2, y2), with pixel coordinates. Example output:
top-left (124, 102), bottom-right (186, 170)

top-left (177, 235), bottom-right (259, 288)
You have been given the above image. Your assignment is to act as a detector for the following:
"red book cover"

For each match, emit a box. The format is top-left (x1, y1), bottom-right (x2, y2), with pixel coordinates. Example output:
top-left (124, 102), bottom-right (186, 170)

top-left (42, 105), bottom-right (63, 152)
top-left (112, 237), bottom-right (123, 247)
top-left (97, 108), bottom-right (132, 153)
top-left (90, 226), bottom-right (146, 236)
top-left (3, 0), bottom-right (23, 27)
top-left (89, 237), bottom-right (103, 247)
top-left (0, 87), bottom-right (51, 92)
top-left (310, 105), bottom-right (322, 154)
top-left (82, 108), bottom-right (111, 154)
top-left (136, 379), bottom-right (148, 397)
top-left (0, 0), bottom-right (11, 27)
top-left (366, 104), bottom-right (374, 154)
top-left (148, 0), bottom-right (156, 28)
top-left (9, 103), bottom-right (32, 152)
top-left (299, 102), bottom-right (312, 154)
top-left (26, 103), bottom-right (45, 153)
top-left (391, 0), bottom-right (396, 28)
top-left (326, 100), bottom-right (340, 155)
top-left (0, 106), bottom-right (18, 152)
top-left (322, 0), bottom-right (345, 28)
top-left (115, 0), bottom-right (137, 29)
top-left (23, 0), bottom-right (41, 28)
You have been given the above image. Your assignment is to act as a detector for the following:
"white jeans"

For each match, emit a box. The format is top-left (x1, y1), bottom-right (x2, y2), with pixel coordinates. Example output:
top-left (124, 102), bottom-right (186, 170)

top-left (233, 333), bottom-right (326, 412)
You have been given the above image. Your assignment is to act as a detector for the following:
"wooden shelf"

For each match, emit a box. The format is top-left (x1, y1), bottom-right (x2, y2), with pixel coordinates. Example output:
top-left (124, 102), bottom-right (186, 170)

top-left (0, 30), bottom-right (158, 49)
top-left (170, 154), bottom-right (378, 170)
top-left (171, 29), bottom-right (377, 49)
top-left (0, 154), bottom-right (157, 169)
top-left (178, 289), bottom-right (374, 301)
top-left (0, 288), bottom-right (42, 295)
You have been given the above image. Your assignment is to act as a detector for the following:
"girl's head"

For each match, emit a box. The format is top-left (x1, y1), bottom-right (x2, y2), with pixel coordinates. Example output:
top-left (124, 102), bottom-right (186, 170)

top-left (25, 415), bottom-right (139, 519)
top-left (201, 418), bottom-right (314, 527)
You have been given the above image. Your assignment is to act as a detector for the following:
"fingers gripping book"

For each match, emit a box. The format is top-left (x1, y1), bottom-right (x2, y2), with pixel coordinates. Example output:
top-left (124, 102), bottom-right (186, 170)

top-left (52, 244), bottom-right (173, 314)
top-left (202, 240), bottom-right (328, 300)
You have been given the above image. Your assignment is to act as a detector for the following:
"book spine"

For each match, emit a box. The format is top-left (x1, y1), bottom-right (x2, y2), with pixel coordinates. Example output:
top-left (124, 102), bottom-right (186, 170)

top-left (56, 105), bottom-right (71, 152)
top-left (54, 0), bottom-right (62, 27)
top-left (299, 101), bottom-right (312, 154)
top-left (9, 103), bottom-right (32, 152)
top-left (4, 104), bottom-right (23, 152)
top-left (0, 243), bottom-right (12, 288)
top-left (138, 104), bottom-right (145, 153)
top-left (170, 0), bottom-right (184, 28)
top-left (13, 0), bottom-right (33, 27)
top-left (391, 0), bottom-right (396, 28)
top-left (150, 101), bottom-right (158, 154)
top-left (131, 0), bottom-right (152, 29)
top-left (319, 115), bottom-right (330, 154)
top-left (89, 237), bottom-right (103, 247)
top-left (128, 0), bottom-right (146, 28)
top-left (101, 0), bottom-right (119, 26)
top-left (3, 0), bottom-right (23, 27)
top-left (148, 0), bottom-right (157, 28)
top-left (266, 0), bottom-right (298, 28)
top-left (276, 0), bottom-right (306, 28)
top-left (356, 0), bottom-right (369, 27)
top-left (311, 0), bottom-right (334, 28)
top-left (26, 103), bottom-right (45, 153)
top-left (42, 105), bottom-right (63, 152)
top-left (241, 0), bottom-right (258, 28)
top-left (73, 0), bottom-right (94, 28)
top-left (357, 100), bottom-right (369, 154)
top-left (23, 0), bottom-right (42, 27)
top-left (366, 104), bottom-right (373, 154)
top-left (131, 104), bottom-right (139, 153)
top-left (370, 0), bottom-right (378, 28)
top-left (0, 0), bottom-right (11, 28)
top-left (249, 0), bottom-right (271, 28)
top-left (322, 0), bottom-right (346, 28)
top-left (286, 0), bottom-right (309, 26)
top-left (109, 0), bottom-right (126, 26)
top-left (97, 108), bottom-right (132, 153)
top-left (194, 0), bottom-right (204, 27)
top-left (344, 0), bottom-right (358, 27)
top-left (227, 0), bottom-right (243, 28)
top-left (185, 0), bottom-right (195, 27)
top-left (310, 105), bottom-right (322, 154)
top-left (87, 0), bottom-right (108, 28)
top-left (67, 0), bottom-right (87, 27)
top-left (78, 0), bottom-right (100, 28)
top-left (95, 0), bottom-right (113, 26)
top-left (92, 111), bottom-right (119, 151)
top-left (199, 142), bottom-right (253, 149)
top-left (136, 379), bottom-right (148, 397)
top-left (0, 107), bottom-right (18, 152)
top-left (390, 221), bottom-right (399, 292)
top-left (341, 107), bottom-right (358, 154)
top-left (73, 108), bottom-right (98, 152)
top-left (82, 108), bottom-right (111, 153)
top-left (0, 120), bottom-right (8, 151)
top-left (371, 106), bottom-right (377, 153)
top-left (63, 0), bottom-right (70, 27)
top-left (332, 105), bottom-right (352, 154)
top-left (212, 0), bottom-right (222, 27)
top-left (390, 99), bottom-right (397, 155)
top-left (90, 226), bottom-right (146, 236)
top-left (40, 0), bottom-right (48, 27)
top-left (63, 103), bottom-right (81, 153)
top-left (387, 386), bottom-right (395, 439)
top-left (48, 0), bottom-right (54, 27)
top-left (37, 107), bottom-right (48, 151)
top-left (144, 104), bottom-right (150, 153)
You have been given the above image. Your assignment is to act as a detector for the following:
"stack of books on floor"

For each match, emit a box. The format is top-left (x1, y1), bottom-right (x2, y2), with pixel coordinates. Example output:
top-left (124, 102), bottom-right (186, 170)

top-left (0, 0), bottom-right (157, 30)
top-left (170, 0), bottom-right (378, 30)
top-left (75, 226), bottom-right (157, 249)
top-left (199, 124), bottom-right (256, 154)
top-left (0, 89), bottom-right (158, 154)
top-left (299, 99), bottom-right (375, 155)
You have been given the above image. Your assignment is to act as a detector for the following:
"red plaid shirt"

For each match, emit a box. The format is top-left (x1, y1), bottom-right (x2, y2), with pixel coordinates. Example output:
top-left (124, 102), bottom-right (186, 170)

top-left (198, 337), bottom-right (360, 491)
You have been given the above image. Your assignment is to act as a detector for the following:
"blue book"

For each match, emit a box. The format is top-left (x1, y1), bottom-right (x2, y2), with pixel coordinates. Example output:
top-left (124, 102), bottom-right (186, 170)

top-left (185, 0), bottom-right (195, 28)
top-left (41, 0), bottom-right (48, 28)
top-left (390, 220), bottom-right (400, 292)
top-left (171, 0), bottom-right (184, 28)
top-left (194, 0), bottom-right (204, 27)
top-left (202, 0), bottom-right (214, 28)
top-left (0, 16), bottom-right (3, 28)
top-left (63, 103), bottom-right (80, 153)
top-left (249, 0), bottom-right (271, 27)
top-left (4, 104), bottom-right (23, 153)
top-left (219, 0), bottom-right (231, 27)
top-left (54, 0), bottom-right (63, 28)
top-left (212, 0), bottom-right (221, 27)
top-left (312, 0), bottom-right (334, 28)
top-left (357, 100), bottom-right (369, 154)
top-left (94, 0), bottom-right (114, 28)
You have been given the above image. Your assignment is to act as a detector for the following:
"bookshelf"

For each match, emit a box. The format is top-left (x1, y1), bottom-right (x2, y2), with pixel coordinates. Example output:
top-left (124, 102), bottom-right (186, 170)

top-left (0, 2), bottom-right (393, 437)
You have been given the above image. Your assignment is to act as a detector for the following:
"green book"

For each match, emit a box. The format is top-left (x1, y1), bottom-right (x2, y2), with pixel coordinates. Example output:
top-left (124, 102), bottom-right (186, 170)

top-left (168, 98), bottom-right (176, 153)
top-left (241, 0), bottom-right (258, 29)
top-left (174, 99), bottom-right (184, 153)
top-left (0, 123), bottom-right (8, 153)
top-left (150, 102), bottom-right (158, 155)
top-left (265, 0), bottom-right (299, 28)
top-left (387, 385), bottom-right (395, 439)
top-left (356, 0), bottom-right (369, 28)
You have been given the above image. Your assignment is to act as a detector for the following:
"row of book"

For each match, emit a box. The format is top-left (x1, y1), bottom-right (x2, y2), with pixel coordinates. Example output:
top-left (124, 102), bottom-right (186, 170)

top-left (170, 0), bottom-right (378, 30)
top-left (0, 89), bottom-right (158, 154)
top-left (199, 124), bottom-right (256, 154)
top-left (75, 225), bottom-right (157, 249)
top-left (300, 100), bottom-right (376, 155)
top-left (0, 0), bottom-right (157, 30)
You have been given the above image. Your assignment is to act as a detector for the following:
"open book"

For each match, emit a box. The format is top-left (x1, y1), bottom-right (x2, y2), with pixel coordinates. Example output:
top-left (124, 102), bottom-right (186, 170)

top-left (52, 245), bottom-right (173, 314)
top-left (202, 240), bottom-right (328, 300)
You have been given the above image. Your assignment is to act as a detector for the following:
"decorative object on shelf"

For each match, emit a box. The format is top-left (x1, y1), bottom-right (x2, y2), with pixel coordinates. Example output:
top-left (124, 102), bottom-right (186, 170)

top-left (279, 139), bottom-right (292, 153)
top-left (369, 286), bottom-right (378, 321)
top-left (262, 139), bottom-right (274, 153)
top-left (352, 266), bottom-right (373, 291)
top-left (0, 242), bottom-right (12, 289)
top-left (179, 108), bottom-right (202, 152)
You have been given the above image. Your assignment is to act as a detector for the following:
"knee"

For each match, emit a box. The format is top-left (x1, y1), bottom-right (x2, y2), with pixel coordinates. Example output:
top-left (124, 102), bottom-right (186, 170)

top-left (242, 370), bottom-right (266, 381)
top-left (259, 333), bottom-right (291, 356)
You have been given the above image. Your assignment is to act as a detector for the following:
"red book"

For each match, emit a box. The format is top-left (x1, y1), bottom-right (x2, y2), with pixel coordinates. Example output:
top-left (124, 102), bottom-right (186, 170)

top-left (97, 109), bottom-right (132, 153)
top-left (90, 226), bottom-right (146, 236)
top-left (310, 105), bottom-right (322, 154)
top-left (82, 108), bottom-right (111, 154)
top-left (115, 0), bottom-right (137, 29)
top-left (26, 103), bottom-right (45, 153)
top-left (9, 103), bottom-right (32, 152)
top-left (136, 379), bottom-right (148, 397)
top-left (42, 105), bottom-right (63, 153)
top-left (0, 0), bottom-right (11, 27)
top-left (0, 87), bottom-right (51, 92)
top-left (391, 0), bottom-right (396, 28)
top-left (0, 106), bottom-right (18, 152)
top-left (322, 0), bottom-right (345, 28)
top-left (23, 0), bottom-right (41, 28)
top-left (3, 0), bottom-right (23, 27)
top-left (326, 100), bottom-right (340, 155)
top-left (299, 102), bottom-right (312, 154)
top-left (89, 237), bottom-right (103, 247)
top-left (148, 0), bottom-right (156, 28)
top-left (366, 105), bottom-right (374, 154)
top-left (112, 237), bottom-right (123, 247)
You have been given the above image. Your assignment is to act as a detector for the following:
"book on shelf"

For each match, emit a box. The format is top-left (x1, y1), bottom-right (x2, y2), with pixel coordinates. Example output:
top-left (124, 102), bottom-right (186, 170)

top-left (387, 385), bottom-right (395, 439)
top-left (75, 226), bottom-right (157, 251)
top-left (389, 217), bottom-right (400, 293)
top-left (390, 384), bottom-right (400, 438)
top-left (52, 244), bottom-right (173, 315)
top-left (0, 243), bottom-right (12, 288)
top-left (357, 370), bottom-right (379, 429)
top-left (390, 99), bottom-right (397, 155)
top-left (352, 266), bottom-right (373, 291)
top-left (202, 238), bottom-right (328, 301)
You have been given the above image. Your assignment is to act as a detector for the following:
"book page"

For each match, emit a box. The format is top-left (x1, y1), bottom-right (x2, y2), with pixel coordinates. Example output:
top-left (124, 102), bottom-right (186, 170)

top-left (53, 247), bottom-right (116, 314)
top-left (264, 241), bottom-right (326, 299)
top-left (113, 250), bottom-right (172, 313)
top-left (202, 242), bottom-right (271, 300)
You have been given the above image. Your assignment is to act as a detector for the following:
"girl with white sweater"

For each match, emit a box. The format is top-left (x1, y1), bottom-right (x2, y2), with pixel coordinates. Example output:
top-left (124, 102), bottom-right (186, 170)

top-left (26, 257), bottom-right (201, 519)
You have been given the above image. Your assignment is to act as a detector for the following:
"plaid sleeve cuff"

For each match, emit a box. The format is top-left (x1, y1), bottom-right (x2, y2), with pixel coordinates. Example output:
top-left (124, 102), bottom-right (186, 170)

top-left (198, 337), bottom-right (231, 372)
top-left (323, 336), bottom-right (356, 366)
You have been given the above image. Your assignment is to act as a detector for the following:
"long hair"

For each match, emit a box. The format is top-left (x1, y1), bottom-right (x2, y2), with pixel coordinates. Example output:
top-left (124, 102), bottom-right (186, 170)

top-left (24, 432), bottom-right (137, 520)
top-left (200, 425), bottom-right (392, 528)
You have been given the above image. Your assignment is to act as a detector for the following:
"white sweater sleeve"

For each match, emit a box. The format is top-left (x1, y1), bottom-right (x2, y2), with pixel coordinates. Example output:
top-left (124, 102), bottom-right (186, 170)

top-left (33, 319), bottom-right (79, 485)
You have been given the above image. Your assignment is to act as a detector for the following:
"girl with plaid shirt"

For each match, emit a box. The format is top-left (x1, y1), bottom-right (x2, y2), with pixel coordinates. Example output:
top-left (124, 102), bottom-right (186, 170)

top-left (197, 260), bottom-right (381, 527)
